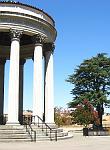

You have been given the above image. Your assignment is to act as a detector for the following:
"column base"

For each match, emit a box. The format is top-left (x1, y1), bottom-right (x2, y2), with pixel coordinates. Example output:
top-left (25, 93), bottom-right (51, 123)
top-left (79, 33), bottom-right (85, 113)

top-left (6, 121), bottom-right (20, 126)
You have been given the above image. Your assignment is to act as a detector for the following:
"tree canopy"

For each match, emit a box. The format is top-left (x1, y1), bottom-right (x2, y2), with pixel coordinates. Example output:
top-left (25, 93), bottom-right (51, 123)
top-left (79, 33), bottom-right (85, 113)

top-left (72, 99), bottom-right (99, 127)
top-left (66, 53), bottom-right (110, 127)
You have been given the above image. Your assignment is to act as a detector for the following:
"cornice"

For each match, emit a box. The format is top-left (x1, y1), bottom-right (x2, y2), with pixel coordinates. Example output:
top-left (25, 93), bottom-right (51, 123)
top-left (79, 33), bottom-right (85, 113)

top-left (0, 1), bottom-right (55, 26)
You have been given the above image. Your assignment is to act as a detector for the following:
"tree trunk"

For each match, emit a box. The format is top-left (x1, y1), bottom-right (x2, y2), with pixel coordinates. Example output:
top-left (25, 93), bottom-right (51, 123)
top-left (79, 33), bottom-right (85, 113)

top-left (96, 103), bottom-right (103, 128)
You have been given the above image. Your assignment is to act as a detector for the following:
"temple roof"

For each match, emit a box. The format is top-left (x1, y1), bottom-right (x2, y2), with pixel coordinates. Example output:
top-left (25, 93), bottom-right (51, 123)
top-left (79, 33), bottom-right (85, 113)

top-left (0, 1), bottom-right (55, 25)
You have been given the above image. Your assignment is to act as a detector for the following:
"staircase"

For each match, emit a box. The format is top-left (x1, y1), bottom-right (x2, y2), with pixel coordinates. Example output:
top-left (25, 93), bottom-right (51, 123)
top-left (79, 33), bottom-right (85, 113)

top-left (0, 125), bottom-right (73, 142)
top-left (32, 125), bottom-right (73, 141)
top-left (0, 115), bottom-right (73, 142)
top-left (0, 125), bottom-right (31, 142)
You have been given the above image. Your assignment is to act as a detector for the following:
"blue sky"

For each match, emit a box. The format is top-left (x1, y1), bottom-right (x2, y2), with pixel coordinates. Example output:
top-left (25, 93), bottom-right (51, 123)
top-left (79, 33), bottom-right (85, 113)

top-left (4, 0), bottom-right (110, 112)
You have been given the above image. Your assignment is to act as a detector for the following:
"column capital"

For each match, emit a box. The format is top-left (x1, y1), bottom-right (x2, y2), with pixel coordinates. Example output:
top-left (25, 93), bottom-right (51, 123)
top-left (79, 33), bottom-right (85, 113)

top-left (32, 34), bottom-right (45, 46)
top-left (0, 58), bottom-right (6, 65)
top-left (43, 43), bottom-right (55, 55)
top-left (10, 29), bottom-right (23, 41)
top-left (20, 59), bottom-right (26, 66)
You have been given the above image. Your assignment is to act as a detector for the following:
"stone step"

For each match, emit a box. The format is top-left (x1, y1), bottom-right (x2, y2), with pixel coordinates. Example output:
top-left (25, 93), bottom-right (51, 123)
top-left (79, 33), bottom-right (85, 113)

top-left (0, 138), bottom-right (32, 142)
top-left (35, 134), bottom-right (73, 141)
top-left (36, 131), bottom-right (68, 137)
top-left (0, 125), bottom-right (73, 142)
top-left (31, 125), bottom-right (57, 130)
top-left (0, 130), bottom-right (26, 134)
top-left (32, 127), bottom-right (63, 132)
top-left (0, 125), bottom-right (31, 142)
top-left (35, 130), bottom-right (67, 138)
top-left (0, 133), bottom-right (29, 139)
top-left (0, 125), bottom-right (24, 130)
top-left (31, 124), bottom-right (57, 129)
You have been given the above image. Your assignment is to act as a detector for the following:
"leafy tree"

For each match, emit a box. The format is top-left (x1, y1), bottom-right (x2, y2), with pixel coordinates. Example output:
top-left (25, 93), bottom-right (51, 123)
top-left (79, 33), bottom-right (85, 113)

top-left (72, 99), bottom-right (99, 127)
top-left (66, 53), bottom-right (110, 127)
top-left (54, 107), bottom-right (72, 126)
top-left (54, 107), bottom-right (63, 126)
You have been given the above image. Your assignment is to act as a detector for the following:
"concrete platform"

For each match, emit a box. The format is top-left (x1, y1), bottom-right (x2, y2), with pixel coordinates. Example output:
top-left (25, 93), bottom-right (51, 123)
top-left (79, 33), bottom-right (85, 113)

top-left (0, 132), bottom-right (110, 150)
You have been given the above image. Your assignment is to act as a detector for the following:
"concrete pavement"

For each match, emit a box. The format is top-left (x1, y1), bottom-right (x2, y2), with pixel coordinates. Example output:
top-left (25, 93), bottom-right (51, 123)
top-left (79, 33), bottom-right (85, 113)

top-left (0, 132), bottom-right (110, 150)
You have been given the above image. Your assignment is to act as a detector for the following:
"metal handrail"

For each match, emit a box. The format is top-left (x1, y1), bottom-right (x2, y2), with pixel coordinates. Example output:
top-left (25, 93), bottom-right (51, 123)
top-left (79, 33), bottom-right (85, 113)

top-left (32, 115), bottom-right (57, 141)
top-left (23, 117), bottom-right (36, 142)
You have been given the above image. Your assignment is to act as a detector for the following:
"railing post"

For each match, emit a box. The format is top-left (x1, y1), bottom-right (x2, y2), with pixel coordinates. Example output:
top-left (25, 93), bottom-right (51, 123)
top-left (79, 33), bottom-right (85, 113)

top-left (34, 116), bottom-right (35, 125)
top-left (55, 130), bottom-right (57, 141)
top-left (50, 129), bottom-right (52, 141)
top-left (42, 122), bottom-right (43, 131)
top-left (34, 131), bottom-right (36, 142)
top-left (38, 116), bottom-right (40, 127)
top-left (26, 124), bottom-right (27, 132)
top-left (46, 126), bottom-right (48, 136)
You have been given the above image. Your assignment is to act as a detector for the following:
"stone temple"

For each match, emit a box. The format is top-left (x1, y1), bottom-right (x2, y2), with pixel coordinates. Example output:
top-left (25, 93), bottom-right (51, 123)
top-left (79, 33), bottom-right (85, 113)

top-left (0, 1), bottom-right (57, 125)
top-left (0, 1), bottom-right (73, 142)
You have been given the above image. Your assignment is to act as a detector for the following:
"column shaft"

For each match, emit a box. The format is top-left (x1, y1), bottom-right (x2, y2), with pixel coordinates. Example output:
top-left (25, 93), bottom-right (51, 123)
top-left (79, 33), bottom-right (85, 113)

top-left (33, 44), bottom-right (43, 122)
top-left (19, 59), bottom-right (26, 125)
top-left (0, 59), bottom-right (6, 124)
top-left (7, 30), bottom-right (22, 124)
top-left (44, 51), bottom-right (54, 124)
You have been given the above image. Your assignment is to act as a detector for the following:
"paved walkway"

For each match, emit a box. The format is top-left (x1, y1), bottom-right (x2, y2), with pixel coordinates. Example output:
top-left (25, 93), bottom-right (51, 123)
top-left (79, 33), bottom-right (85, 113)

top-left (0, 132), bottom-right (110, 150)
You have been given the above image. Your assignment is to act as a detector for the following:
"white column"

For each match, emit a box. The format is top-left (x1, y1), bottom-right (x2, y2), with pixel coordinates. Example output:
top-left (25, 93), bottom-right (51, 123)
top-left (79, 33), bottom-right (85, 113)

top-left (0, 59), bottom-right (6, 125)
top-left (19, 59), bottom-right (26, 125)
top-left (33, 34), bottom-right (43, 123)
top-left (44, 44), bottom-right (55, 124)
top-left (7, 29), bottom-right (22, 125)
